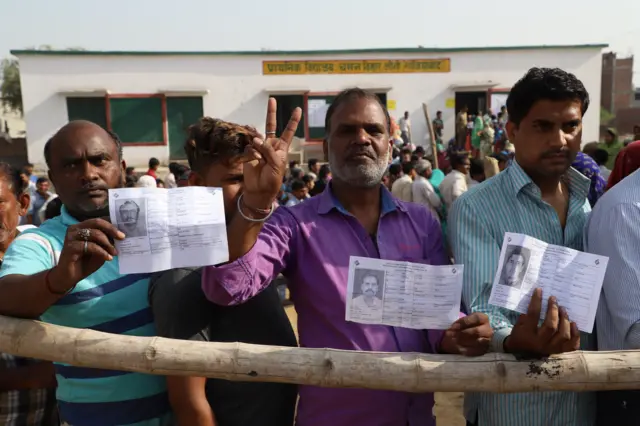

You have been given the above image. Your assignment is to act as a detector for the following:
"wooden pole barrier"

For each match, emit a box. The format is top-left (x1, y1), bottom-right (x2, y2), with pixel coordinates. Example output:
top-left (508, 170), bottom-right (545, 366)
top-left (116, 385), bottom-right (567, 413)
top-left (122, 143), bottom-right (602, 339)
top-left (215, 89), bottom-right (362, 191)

top-left (1, 315), bottom-right (639, 393)
top-left (422, 102), bottom-right (439, 169)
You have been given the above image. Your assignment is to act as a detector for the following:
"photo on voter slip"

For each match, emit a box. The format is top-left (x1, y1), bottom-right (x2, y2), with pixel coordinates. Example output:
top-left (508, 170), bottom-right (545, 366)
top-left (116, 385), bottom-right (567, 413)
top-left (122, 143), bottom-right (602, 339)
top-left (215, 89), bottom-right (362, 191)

top-left (488, 232), bottom-right (609, 333)
top-left (345, 256), bottom-right (464, 330)
top-left (108, 187), bottom-right (230, 275)
top-left (115, 198), bottom-right (148, 238)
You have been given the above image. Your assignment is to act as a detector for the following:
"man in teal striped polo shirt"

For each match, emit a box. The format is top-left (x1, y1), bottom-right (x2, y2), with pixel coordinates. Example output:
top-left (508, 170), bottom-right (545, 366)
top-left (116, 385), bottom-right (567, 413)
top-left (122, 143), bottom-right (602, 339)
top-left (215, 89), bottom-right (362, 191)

top-left (450, 68), bottom-right (596, 426)
top-left (0, 121), bottom-right (172, 426)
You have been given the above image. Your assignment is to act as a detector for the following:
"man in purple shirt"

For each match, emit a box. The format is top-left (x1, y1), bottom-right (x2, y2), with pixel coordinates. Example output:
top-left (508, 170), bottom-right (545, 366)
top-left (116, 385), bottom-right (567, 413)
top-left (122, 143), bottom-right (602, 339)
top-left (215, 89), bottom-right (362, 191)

top-left (202, 89), bottom-right (493, 426)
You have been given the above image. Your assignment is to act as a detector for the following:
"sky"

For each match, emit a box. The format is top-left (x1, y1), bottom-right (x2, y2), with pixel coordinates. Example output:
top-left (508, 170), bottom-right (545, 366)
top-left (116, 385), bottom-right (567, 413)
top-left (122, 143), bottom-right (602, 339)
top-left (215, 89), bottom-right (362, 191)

top-left (1, 0), bottom-right (639, 83)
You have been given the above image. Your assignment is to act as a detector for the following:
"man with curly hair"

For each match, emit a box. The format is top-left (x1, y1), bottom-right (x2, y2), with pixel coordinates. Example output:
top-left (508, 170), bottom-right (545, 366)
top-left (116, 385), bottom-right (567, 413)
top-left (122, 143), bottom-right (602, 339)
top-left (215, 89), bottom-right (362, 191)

top-left (148, 117), bottom-right (297, 426)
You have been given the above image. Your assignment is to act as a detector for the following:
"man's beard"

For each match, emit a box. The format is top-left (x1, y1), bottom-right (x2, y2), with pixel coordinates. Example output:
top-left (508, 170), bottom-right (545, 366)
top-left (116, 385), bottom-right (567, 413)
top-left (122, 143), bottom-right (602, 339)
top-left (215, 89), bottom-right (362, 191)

top-left (329, 148), bottom-right (389, 188)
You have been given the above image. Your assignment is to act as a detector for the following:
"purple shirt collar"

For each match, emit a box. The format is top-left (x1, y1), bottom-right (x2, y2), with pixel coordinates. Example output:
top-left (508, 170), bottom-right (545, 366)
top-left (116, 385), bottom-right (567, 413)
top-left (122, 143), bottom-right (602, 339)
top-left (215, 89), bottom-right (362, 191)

top-left (317, 182), bottom-right (405, 216)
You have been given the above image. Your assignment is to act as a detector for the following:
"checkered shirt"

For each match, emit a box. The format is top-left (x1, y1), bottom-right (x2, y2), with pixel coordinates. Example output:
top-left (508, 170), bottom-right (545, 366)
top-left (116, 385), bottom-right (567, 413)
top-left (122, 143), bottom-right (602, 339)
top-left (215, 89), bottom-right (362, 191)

top-left (0, 353), bottom-right (59, 426)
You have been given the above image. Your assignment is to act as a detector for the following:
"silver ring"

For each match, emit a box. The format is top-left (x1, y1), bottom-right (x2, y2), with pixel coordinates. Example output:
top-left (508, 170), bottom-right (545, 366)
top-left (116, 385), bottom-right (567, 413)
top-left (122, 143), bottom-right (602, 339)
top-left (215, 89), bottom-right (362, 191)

top-left (266, 131), bottom-right (276, 137)
top-left (78, 228), bottom-right (91, 241)
top-left (83, 240), bottom-right (88, 254)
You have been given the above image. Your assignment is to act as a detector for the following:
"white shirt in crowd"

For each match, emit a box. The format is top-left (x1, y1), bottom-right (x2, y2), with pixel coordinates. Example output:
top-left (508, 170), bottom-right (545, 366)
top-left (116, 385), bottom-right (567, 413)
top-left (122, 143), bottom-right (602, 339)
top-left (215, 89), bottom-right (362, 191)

top-left (585, 170), bottom-right (640, 351)
top-left (599, 165), bottom-right (611, 181)
top-left (285, 196), bottom-right (304, 207)
top-left (391, 174), bottom-right (413, 202)
top-left (136, 175), bottom-right (157, 188)
top-left (398, 117), bottom-right (411, 133)
top-left (18, 182), bottom-right (37, 226)
top-left (165, 173), bottom-right (177, 188)
top-left (411, 175), bottom-right (441, 222)
top-left (439, 169), bottom-right (468, 212)
top-left (37, 194), bottom-right (58, 225)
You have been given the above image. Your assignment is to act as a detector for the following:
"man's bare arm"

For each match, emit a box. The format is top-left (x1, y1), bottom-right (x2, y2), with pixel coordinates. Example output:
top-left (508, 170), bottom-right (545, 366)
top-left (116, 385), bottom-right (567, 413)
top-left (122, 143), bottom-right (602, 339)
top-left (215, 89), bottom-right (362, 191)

top-left (167, 376), bottom-right (216, 426)
top-left (0, 218), bottom-right (125, 318)
top-left (226, 98), bottom-right (301, 261)
top-left (0, 269), bottom-right (69, 318)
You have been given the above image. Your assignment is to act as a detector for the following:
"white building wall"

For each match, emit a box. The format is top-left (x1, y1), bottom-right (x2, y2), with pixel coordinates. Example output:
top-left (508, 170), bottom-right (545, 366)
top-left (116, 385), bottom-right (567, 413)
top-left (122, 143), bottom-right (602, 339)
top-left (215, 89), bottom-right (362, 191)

top-left (17, 47), bottom-right (603, 168)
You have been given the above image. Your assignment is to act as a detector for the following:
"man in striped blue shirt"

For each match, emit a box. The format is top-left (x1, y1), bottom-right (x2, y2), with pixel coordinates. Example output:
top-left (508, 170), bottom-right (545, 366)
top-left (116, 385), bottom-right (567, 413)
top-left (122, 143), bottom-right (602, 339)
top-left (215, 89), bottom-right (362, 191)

top-left (585, 169), bottom-right (640, 425)
top-left (0, 121), bottom-right (172, 426)
top-left (449, 68), bottom-right (596, 426)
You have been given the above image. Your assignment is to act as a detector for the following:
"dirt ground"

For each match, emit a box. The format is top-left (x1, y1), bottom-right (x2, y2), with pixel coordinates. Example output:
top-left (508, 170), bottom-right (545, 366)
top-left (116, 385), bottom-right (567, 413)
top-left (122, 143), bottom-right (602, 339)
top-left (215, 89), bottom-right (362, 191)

top-left (284, 305), bottom-right (465, 426)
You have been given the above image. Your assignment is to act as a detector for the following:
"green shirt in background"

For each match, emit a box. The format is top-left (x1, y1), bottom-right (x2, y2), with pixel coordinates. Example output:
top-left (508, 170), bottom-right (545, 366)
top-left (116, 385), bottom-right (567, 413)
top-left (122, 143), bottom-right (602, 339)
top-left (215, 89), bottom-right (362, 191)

top-left (471, 115), bottom-right (483, 149)
top-left (599, 140), bottom-right (623, 169)
top-left (428, 168), bottom-right (445, 195)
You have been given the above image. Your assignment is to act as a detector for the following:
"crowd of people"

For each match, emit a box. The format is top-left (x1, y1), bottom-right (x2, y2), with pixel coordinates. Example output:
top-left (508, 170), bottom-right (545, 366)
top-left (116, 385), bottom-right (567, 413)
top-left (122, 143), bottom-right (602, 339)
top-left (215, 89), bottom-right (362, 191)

top-left (121, 159), bottom-right (191, 189)
top-left (1, 66), bottom-right (640, 426)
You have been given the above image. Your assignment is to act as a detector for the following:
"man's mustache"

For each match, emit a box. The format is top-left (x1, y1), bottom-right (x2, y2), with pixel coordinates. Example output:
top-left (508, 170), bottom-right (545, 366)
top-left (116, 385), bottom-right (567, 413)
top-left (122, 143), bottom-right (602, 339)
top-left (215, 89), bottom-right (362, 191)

top-left (347, 148), bottom-right (376, 159)
top-left (79, 182), bottom-right (109, 192)
top-left (540, 149), bottom-right (570, 159)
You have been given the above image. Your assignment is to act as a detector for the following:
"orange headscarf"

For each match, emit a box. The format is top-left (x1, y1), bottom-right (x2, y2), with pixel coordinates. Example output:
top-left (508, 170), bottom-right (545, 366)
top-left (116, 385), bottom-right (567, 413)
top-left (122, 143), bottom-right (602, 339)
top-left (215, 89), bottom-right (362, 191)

top-left (390, 117), bottom-right (400, 137)
top-left (607, 140), bottom-right (640, 190)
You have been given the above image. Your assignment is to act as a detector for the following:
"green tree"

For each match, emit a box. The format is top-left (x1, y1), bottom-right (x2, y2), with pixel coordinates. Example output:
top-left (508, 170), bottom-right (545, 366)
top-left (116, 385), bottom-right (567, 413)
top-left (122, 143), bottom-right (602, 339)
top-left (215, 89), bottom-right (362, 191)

top-left (0, 46), bottom-right (86, 116)
top-left (600, 107), bottom-right (615, 126)
top-left (0, 58), bottom-right (22, 116)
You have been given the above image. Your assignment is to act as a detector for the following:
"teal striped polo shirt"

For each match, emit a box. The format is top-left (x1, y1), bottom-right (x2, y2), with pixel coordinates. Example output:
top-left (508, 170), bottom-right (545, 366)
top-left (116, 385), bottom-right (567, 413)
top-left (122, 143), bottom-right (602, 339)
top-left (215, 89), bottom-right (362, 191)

top-left (0, 207), bottom-right (172, 426)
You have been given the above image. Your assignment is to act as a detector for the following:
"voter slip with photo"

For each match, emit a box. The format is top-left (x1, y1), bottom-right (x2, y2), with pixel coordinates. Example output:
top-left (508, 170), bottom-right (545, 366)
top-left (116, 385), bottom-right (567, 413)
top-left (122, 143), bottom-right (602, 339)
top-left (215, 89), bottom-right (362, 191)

top-left (489, 232), bottom-right (608, 333)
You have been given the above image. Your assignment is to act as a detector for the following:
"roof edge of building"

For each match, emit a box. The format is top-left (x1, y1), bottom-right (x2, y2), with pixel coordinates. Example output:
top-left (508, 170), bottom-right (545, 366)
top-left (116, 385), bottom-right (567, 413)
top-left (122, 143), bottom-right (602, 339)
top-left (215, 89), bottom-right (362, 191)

top-left (10, 44), bottom-right (609, 57)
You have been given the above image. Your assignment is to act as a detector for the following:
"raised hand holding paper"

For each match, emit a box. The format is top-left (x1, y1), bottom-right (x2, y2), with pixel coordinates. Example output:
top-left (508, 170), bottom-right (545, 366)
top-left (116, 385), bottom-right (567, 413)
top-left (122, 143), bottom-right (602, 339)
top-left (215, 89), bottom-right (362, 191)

top-left (489, 232), bottom-right (608, 333)
top-left (108, 187), bottom-right (229, 274)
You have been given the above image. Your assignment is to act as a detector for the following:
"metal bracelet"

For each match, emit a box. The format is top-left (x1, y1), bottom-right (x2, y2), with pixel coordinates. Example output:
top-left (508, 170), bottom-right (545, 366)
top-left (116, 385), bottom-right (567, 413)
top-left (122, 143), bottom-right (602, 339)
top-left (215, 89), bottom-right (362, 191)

top-left (236, 193), bottom-right (274, 223)
top-left (243, 201), bottom-right (273, 216)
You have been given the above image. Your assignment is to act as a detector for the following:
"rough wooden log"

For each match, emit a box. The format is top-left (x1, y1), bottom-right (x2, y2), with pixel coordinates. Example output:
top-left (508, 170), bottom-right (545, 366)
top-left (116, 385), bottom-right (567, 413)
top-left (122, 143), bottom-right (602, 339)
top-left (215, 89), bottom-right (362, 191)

top-left (1, 315), bottom-right (639, 393)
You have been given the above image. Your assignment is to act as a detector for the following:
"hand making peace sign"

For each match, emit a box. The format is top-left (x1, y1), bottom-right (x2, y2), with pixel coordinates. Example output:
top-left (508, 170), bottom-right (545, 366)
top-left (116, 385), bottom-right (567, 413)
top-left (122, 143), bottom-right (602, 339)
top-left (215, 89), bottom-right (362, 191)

top-left (241, 98), bottom-right (302, 211)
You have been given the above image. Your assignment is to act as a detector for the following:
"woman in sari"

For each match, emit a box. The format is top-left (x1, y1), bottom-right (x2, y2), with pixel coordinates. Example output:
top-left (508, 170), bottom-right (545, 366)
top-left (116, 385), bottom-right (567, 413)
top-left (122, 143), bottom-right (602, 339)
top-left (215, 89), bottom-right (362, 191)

top-left (470, 113), bottom-right (484, 157)
top-left (479, 117), bottom-right (495, 159)
top-left (607, 140), bottom-right (640, 190)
